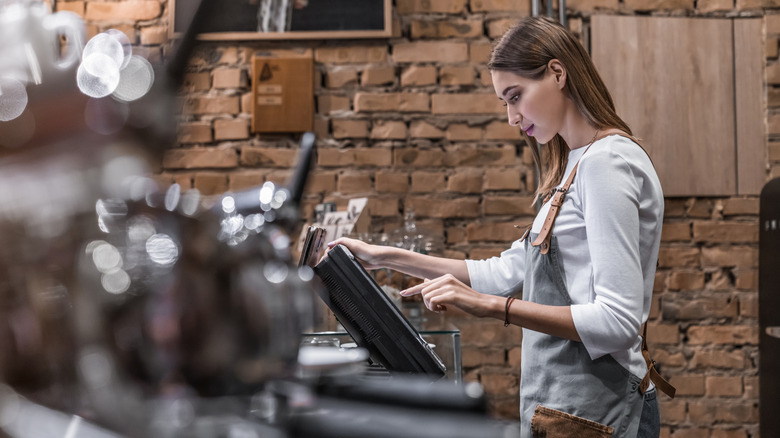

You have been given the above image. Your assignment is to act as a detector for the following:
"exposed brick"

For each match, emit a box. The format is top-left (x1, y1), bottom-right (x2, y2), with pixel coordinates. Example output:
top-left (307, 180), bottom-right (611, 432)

top-left (212, 68), bottom-right (245, 89)
top-left (697, 0), bottom-right (735, 12)
top-left (448, 169), bottom-right (484, 193)
top-left (181, 96), bottom-right (240, 115)
top-left (669, 374), bottom-right (705, 396)
top-left (361, 66), bottom-right (396, 86)
top-left (658, 246), bottom-right (700, 268)
top-left (466, 221), bottom-right (522, 242)
top-left (470, 0), bottom-right (531, 12)
top-left (722, 198), bottom-right (759, 216)
top-left (470, 41), bottom-right (493, 64)
top-left (483, 195), bottom-right (537, 216)
top-left (734, 268), bottom-right (757, 291)
top-left (317, 95), bottom-right (351, 115)
top-left (354, 92), bottom-right (429, 113)
top-left (401, 66), bottom-right (437, 87)
top-left (767, 13), bottom-right (780, 34)
top-left (670, 428), bottom-right (710, 438)
top-left (661, 221), bottom-right (691, 242)
top-left (444, 145), bottom-right (516, 166)
top-left (667, 270), bottom-right (705, 291)
top-left (163, 148), bottom-right (238, 169)
top-left (484, 120), bottom-right (522, 140)
top-left (744, 376), bottom-right (759, 399)
top-left (139, 25), bottom-right (167, 45)
top-left (692, 221), bottom-right (758, 243)
top-left (410, 171), bottom-right (447, 193)
top-left (306, 171), bottom-right (337, 194)
top-left (700, 246), bottom-right (757, 268)
top-left (462, 347), bottom-right (505, 367)
top-left (228, 171), bottom-right (266, 192)
top-left (659, 399), bottom-right (687, 423)
top-left (57, 1), bottom-right (85, 16)
top-left (480, 372), bottom-right (519, 396)
top-left (375, 171), bottom-right (409, 193)
top-left (409, 120), bottom-right (445, 139)
top-left (410, 19), bottom-right (484, 39)
top-left (396, 0), bottom-right (467, 14)
top-left (406, 196), bottom-right (481, 219)
top-left (447, 123), bottom-right (482, 141)
top-left (484, 169), bottom-right (522, 190)
top-left (770, 90), bottom-right (780, 108)
top-left (652, 349), bottom-right (687, 367)
top-left (332, 119), bottom-right (369, 139)
top-left (664, 199), bottom-right (688, 218)
top-left (739, 293), bottom-right (758, 318)
top-left (432, 93), bottom-right (504, 114)
top-left (337, 172), bottom-right (373, 194)
top-left (370, 120), bottom-right (407, 139)
top-left (737, 0), bottom-right (780, 8)
top-left (662, 296), bottom-right (738, 320)
top-left (314, 46), bottom-right (387, 64)
top-left (182, 72), bottom-right (211, 92)
top-left (85, 1), bottom-right (161, 21)
top-left (690, 349), bottom-right (745, 369)
top-left (354, 148), bottom-right (392, 167)
top-left (487, 18), bottom-right (518, 38)
top-left (706, 376), bottom-right (743, 397)
top-left (647, 323), bottom-right (679, 344)
top-left (193, 172), bottom-right (228, 195)
top-left (711, 429), bottom-right (749, 438)
top-left (325, 68), bottom-right (359, 88)
top-left (769, 113), bottom-right (780, 135)
top-left (367, 196), bottom-right (400, 217)
top-left (394, 148), bottom-right (446, 167)
top-left (439, 65), bottom-right (476, 86)
top-left (240, 92), bottom-right (252, 114)
top-left (469, 246), bottom-right (505, 259)
top-left (392, 41), bottom-right (469, 64)
top-left (687, 199), bottom-right (714, 218)
top-left (318, 148), bottom-right (356, 167)
top-left (623, 0), bottom-right (695, 10)
top-left (687, 400), bottom-right (759, 424)
top-left (213, 118), bottom-right (249, 141)
top-left (687, 325), bottom-right (758, 345)
top-left (240, 147), bottom-right (298, 167)
top-left (177, 122), bottom-right (212, 144)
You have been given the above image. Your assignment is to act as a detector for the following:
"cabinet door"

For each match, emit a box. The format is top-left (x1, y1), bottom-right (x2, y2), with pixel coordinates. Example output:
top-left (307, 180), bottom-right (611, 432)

top-left (591, 15), bottom-right (765, 196)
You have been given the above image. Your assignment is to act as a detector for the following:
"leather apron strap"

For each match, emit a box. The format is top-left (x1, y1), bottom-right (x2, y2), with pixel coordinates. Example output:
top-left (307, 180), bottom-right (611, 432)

top-left (531, 157), bottom-right (583, 254)
top-left (639, 323), bottom-right (677, 398)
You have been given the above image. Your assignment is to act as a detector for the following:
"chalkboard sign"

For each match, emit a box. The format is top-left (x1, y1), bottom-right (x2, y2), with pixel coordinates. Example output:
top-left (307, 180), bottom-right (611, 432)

top-left (171, 0), bottom-right (391, 40)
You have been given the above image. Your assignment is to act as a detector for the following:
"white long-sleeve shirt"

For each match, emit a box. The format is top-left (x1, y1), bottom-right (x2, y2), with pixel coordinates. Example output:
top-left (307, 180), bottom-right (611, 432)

top-left (465, 135), bottom-right (664, 379)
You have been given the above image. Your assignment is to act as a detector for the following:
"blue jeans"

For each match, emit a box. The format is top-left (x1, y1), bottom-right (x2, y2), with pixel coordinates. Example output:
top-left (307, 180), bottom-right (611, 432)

top-left (637, 388), bottom-right (660, 438)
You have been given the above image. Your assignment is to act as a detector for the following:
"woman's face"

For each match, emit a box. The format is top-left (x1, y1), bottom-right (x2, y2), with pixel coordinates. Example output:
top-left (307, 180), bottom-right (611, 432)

top-left (491, 65), bottom-right (567, 145)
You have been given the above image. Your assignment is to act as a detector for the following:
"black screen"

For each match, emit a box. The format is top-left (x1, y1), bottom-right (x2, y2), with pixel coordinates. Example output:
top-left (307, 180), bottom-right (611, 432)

top-left (310, 243), bottom-right (445, 378)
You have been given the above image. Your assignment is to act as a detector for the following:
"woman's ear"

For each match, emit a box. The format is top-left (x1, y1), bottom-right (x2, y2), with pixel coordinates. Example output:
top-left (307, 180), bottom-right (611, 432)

top-left (548, 59), bottom-right (567, 89)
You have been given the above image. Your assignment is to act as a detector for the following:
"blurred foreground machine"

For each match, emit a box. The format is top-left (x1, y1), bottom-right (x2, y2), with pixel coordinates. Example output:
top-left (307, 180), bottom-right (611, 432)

top-left (0, 1), bottom-right (520, 437)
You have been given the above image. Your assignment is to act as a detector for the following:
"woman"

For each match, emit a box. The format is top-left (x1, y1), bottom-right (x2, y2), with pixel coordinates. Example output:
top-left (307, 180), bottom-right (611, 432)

top-left (328, 16), bottom-right (673, 438)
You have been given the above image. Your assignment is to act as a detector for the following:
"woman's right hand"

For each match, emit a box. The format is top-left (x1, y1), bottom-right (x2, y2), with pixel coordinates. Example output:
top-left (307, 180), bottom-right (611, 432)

top-left (326, 237), bottom-right (385, 270)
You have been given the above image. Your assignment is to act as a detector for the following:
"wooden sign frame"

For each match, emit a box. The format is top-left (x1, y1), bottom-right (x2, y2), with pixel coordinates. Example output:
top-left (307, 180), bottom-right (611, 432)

top-left (169, 0), bottom-right (392, 41)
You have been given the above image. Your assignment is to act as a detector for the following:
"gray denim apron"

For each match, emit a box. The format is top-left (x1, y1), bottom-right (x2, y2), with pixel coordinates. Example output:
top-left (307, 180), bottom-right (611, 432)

top-left (519, 233), bottom-right (644, 438)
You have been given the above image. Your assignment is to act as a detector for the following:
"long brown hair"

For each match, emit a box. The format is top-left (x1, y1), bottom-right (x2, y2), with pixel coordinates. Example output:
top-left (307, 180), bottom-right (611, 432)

top-left (488, 16), bottom-right (634, 203)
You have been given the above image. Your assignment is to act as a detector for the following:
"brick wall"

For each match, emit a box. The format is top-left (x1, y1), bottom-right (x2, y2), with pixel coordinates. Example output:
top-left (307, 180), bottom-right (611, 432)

top-left (61, 0), bottom-right (780, 436)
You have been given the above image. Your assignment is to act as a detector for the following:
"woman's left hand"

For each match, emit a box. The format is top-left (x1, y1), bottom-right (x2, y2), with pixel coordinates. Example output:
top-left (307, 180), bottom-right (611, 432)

top-left (400, 274), bottom-right (492, 317)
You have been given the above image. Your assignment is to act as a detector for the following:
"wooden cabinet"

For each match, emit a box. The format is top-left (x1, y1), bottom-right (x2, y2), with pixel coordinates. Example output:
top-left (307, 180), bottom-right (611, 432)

top-left (591, 15), bottom-right (765, 196)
